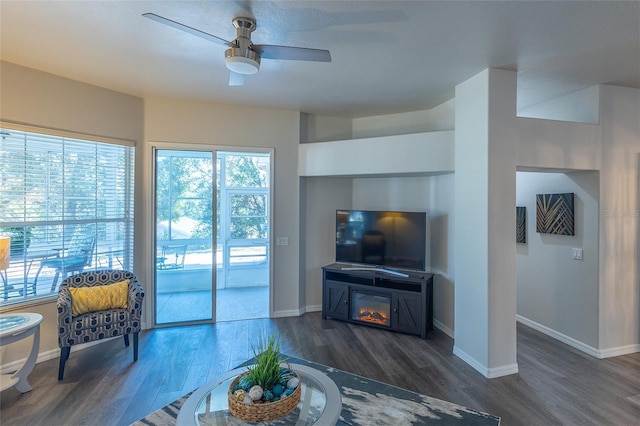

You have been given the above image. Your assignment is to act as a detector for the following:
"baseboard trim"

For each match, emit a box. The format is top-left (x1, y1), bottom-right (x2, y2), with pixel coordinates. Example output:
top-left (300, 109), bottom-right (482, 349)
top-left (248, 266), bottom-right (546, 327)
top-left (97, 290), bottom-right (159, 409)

top-left (517, 315), bottom-right (640, 358)
top-left (271, 308), bottom-right (303, 318)
top-left (598, 344), bottom-right (640, 358)
top-left (273, 305), bottom-right (322, 318)
top-left (516, 315), bottom-right (601, 357)
top-left (0, 348), bottom-right (58, 375)
top-left (452, 345), bottom-right (518, 379)
top-left (433, 319), bottom-right (454, 338)
top-left (0, 338), bottom-right (110, 375)
top-left (487, 362), bottom-right (519, 379)
top-left (304, 305), bottom-right (322, 313)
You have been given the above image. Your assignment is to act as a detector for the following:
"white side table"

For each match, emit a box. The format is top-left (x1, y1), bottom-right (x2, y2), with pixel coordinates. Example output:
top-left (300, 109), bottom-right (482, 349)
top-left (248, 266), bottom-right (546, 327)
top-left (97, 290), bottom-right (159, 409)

top-left (0, 313), bottom-right (43, 392)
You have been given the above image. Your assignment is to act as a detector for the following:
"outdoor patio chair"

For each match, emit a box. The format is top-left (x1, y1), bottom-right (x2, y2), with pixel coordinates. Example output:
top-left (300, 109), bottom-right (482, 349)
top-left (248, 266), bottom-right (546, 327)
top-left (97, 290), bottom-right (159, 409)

top-left (56, 269), bottom-right (144, 380)
top-left (157, 244), bottom-right (187, 270)
top-left (33, 230), bottom-right (96, 293)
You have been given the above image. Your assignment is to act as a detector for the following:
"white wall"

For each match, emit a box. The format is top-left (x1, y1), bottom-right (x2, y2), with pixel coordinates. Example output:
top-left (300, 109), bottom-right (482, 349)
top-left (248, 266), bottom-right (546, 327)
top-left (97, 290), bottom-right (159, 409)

top-left (517, 86), bottom-right (600, 124)
top-left (516, 171), bottom-right (600, 348)
top-left (453, 69), bottom-right (519, 378)
top-left (0, 61), bottom-right (144, 367)
top-left (598, 85), bottom-right (640, 353)
top-left (516, 117), bottom-right (602, 171)
top-left (0, 61), bottom-right (143, 143)
top-left (299, 113), bottom-right (352, 143)
top-left (428, 174), bottom-right (456, 336)
top-left (144, 98), bottom-right (302, 317)
top-left (453, 70), bottom-right (492, 374)
top-left (300, 177), bottom-right (353, 311)
top-left (353, 176), bottom-right (433, 211)
top-left (352, 99), bottom-right (455, 138)
top-left (298, 131), bottom-right (454, 177)
top-left (299, 99), bottom-right (455, 143)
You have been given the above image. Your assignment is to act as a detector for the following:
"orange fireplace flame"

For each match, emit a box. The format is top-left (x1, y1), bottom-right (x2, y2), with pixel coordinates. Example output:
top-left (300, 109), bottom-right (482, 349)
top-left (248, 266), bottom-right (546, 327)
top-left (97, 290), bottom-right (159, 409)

top-left (355, 308), bottom-right (389, 325)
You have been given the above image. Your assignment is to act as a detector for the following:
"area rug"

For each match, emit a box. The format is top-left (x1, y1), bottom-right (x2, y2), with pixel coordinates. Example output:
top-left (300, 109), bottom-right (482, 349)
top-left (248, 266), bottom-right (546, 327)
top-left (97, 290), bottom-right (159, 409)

top-left (132, 356), bottom-right (500, 425)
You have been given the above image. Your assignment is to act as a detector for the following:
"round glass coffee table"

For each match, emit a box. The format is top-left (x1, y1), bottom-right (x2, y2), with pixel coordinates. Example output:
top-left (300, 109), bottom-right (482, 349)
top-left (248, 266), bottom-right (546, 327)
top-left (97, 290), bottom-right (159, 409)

top-left (177, 363), bottom-right (342, 426)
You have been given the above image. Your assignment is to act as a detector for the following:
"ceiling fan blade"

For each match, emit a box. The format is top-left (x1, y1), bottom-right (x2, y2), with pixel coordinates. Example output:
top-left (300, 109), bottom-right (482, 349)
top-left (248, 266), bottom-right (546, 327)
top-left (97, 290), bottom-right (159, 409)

top-left (143, 13), bottom-right (233, 47)
top-left (253, 45), bottom-right (331, 62)
top-left (229, 71), bottom-right (247, 86)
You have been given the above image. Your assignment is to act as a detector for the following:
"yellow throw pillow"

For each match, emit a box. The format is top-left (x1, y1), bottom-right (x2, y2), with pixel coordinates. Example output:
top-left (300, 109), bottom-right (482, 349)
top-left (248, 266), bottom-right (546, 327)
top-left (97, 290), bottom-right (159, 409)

top-left (69, 279), bottom-right (129, 316)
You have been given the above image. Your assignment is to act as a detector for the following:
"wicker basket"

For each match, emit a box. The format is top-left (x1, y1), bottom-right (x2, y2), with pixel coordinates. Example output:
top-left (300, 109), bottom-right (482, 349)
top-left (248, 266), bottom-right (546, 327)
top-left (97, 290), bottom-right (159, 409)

top-left (228, 372), bottom-right (301, 422)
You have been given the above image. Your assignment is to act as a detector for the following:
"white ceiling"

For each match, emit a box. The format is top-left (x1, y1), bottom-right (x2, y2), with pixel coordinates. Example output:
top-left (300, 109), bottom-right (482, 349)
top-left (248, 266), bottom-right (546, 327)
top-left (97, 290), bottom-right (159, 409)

top-left (1, 1), bottom-right (638, 118)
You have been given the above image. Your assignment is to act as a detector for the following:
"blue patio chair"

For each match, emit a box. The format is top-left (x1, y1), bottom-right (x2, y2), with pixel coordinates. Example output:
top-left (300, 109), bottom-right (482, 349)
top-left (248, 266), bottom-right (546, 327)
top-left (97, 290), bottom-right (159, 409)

top-left (156, 244), bottom-right (187, 270)
top-left (34, 230), bottom-right (96, 293)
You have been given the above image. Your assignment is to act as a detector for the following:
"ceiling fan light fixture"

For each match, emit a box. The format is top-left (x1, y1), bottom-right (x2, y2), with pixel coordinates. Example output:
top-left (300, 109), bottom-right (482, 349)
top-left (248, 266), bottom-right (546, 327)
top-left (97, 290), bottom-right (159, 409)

top-left (225, 48), bottom-right (260, 75)
top-left (145, 13), bottom-right (331, 85)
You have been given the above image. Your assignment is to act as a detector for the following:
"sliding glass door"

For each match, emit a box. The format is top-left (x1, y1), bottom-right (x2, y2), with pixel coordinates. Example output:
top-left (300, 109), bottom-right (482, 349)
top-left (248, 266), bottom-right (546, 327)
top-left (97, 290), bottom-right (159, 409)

top-left (153, 148), bottom-right (270, 325)
top-left (216, 152), bottom-right (270, 321)
top-left (155, 150), bottom-right (214, 324)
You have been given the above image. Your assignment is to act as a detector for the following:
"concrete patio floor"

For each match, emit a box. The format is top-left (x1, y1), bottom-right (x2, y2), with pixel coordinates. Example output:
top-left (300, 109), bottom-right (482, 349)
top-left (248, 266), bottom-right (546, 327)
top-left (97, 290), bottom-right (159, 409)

top-left (156, 285), bottom-right (269, 324)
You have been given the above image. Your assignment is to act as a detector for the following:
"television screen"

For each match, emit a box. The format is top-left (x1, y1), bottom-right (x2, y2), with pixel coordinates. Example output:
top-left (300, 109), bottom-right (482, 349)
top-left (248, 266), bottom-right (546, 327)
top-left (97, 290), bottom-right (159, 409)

top-left (335, 209), bottom-right (426, 271)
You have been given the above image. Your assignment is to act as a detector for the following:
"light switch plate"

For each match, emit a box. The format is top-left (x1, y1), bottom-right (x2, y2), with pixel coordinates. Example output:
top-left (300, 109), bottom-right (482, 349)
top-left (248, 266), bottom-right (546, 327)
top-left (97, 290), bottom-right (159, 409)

top-left (572, 248), bottom-right (583, 260)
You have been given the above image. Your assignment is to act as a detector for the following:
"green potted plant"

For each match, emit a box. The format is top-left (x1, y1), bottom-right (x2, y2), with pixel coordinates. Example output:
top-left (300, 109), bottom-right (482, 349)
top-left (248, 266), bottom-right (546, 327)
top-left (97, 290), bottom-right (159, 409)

top-left (228, 333), bottom-right (300, 422)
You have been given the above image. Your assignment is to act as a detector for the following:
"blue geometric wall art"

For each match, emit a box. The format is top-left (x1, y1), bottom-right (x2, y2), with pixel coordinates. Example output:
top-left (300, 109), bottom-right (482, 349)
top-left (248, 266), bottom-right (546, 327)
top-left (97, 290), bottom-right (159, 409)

top-left (516, 206), bottom-right (526, 243)
top-left (536, 193), bottom-right (574, 236)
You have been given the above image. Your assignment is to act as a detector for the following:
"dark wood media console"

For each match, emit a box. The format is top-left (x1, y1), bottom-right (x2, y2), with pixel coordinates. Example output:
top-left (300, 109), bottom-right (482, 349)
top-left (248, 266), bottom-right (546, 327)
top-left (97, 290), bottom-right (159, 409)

top-left (322, 263), bottom-right (433, 338)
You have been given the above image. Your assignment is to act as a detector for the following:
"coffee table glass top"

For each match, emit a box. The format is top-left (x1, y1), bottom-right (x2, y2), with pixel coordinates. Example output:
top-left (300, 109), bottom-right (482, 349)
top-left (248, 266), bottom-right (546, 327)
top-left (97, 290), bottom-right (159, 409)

top-left (178, 363), bottom-right (341, 426)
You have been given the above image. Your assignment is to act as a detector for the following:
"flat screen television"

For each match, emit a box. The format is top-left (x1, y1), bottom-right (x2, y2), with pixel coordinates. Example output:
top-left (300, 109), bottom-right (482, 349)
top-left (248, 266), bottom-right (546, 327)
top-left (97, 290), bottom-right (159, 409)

top-left (335, 209), bottom-right (426, 271)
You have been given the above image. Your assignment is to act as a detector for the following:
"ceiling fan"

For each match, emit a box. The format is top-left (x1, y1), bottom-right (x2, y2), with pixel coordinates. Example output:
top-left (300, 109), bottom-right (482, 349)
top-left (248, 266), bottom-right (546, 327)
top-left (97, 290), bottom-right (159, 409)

top-left (143, 13), bottom-right (331, 86)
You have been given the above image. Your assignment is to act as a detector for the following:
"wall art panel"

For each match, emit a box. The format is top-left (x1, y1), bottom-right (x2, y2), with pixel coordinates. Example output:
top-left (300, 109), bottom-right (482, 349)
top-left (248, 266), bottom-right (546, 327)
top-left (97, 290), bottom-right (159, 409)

top-left (516, 206), bottom-right (526, 243)
top-left (536, 193), bottom-right (574, 235)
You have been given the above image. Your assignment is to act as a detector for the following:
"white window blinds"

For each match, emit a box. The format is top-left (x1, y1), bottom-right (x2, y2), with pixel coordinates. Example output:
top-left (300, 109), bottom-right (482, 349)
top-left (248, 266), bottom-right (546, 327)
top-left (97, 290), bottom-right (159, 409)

top-left (0, 127), bottom-right (135, 304)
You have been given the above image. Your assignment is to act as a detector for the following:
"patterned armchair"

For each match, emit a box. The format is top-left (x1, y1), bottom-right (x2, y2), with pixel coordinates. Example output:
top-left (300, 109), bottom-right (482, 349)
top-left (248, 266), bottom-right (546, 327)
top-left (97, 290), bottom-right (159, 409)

top-left (56, 270), bottom-right (144, 380)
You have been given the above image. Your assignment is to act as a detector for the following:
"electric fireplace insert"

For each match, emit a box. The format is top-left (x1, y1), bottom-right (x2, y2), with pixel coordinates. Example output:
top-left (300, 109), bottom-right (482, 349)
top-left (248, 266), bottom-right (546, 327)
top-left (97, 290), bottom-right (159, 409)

top-left (351, 290), bottom-right (391, 327)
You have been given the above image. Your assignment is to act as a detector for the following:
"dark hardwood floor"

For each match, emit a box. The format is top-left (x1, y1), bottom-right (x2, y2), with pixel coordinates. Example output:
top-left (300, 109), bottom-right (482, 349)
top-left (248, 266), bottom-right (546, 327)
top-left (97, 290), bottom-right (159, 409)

top-left (1, 313), bottom-right (638, 425)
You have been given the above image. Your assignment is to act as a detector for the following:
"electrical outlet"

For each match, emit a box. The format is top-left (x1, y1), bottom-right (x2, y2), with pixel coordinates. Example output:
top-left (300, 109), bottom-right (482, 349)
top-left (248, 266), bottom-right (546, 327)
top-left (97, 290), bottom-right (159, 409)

top-left (572, 248), bottom-right (583, 260)
top-left (276, 237), bottom-right (289, 246)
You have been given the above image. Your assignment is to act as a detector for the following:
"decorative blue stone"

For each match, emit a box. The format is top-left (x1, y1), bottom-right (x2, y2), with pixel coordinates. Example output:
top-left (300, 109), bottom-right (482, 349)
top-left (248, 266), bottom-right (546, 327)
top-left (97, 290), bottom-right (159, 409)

top-left (284, 388), bottom-right (294, 396)
top-left (238, 375), bottom-right (253, 391)
top-left (280, 368), bottom-right (293, 379)
top-left (263, 390), bottom-right (274, 401)
top-left (272, 384), bottom-right (284, 396)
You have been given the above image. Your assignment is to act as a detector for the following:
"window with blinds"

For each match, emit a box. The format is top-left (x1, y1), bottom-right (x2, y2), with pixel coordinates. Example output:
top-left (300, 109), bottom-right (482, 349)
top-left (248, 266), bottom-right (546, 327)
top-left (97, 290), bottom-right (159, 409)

top-left (0, 127), bottom-right (135, 305)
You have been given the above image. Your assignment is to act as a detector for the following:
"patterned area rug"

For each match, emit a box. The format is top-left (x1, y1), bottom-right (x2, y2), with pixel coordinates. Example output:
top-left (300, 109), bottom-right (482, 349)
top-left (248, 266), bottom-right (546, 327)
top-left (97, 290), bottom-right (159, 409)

top-left (132, 356), bottom-right (500, 425)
